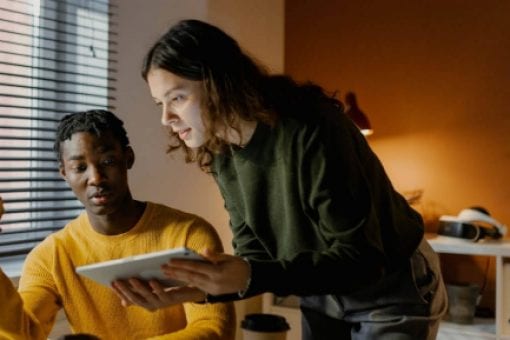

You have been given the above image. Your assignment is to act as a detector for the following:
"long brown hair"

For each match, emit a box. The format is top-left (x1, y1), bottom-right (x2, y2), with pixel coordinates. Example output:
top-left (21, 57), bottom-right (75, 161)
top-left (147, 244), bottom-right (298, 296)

top-left (142, 19), bottom-right (343, 171)
top-left (142, 19), bottom-right (276, 171)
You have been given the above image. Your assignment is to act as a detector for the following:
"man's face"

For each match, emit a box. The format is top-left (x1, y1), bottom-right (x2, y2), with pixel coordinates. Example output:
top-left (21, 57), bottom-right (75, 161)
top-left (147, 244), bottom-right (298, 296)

top-left (58, 131), bottom-right (134, 217)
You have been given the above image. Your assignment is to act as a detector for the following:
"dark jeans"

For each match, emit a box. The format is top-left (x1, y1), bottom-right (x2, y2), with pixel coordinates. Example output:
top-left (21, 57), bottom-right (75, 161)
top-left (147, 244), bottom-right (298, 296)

top-left (300, 238), bottom-right (447, 340)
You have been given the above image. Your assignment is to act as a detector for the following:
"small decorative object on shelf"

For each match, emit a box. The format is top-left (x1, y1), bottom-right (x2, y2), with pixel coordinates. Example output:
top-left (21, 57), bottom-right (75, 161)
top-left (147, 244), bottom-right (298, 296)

top-left (438, 207), bottom-right (507, 242)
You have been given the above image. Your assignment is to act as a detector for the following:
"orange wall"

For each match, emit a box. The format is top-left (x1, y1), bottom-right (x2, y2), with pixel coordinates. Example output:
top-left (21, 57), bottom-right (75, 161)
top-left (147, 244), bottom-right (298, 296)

top-left (285, 0), bottom-right (510, 310)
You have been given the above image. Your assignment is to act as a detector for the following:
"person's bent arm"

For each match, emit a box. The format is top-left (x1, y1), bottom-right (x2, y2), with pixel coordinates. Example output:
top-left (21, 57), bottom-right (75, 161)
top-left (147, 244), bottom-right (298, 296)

top-left (111, 216), bottom-right (237, 339)
top-left (147, 299), bottom-right (236, 340)
top-left (0, 198), bottom-right (59, 339)
top-left (0, 268), bottom-right (58, 340)
top-left (111, 278), bottom-right (236, 340)
top-left (111, 279), bottom-right (207, 309)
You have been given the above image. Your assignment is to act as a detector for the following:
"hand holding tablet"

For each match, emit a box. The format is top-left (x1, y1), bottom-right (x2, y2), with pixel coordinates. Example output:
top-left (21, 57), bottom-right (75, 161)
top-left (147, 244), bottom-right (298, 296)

top-left (76, 247), bottom-right (206, 287)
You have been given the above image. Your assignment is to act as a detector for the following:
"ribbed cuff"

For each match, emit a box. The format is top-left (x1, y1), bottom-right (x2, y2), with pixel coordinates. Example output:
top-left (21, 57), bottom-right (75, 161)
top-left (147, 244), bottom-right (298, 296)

top-left (195, 291), bottom-right (209, 304)
top-left (237, 257), bottom-right (252, 298)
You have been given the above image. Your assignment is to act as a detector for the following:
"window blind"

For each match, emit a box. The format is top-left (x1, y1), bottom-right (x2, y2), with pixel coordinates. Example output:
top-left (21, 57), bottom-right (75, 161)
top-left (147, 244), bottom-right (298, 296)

top-left (0, 0), bottom-right (117, 258)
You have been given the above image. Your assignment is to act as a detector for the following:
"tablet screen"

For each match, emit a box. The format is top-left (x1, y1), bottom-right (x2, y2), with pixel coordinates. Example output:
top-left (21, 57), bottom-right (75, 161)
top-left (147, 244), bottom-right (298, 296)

top-left (75, 247), bottom-right (206, 287)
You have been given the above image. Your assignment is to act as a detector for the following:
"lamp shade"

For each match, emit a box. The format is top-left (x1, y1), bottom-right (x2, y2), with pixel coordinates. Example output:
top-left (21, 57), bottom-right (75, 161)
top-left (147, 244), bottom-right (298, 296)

top-left (344, 92), bottom-right (373, 136)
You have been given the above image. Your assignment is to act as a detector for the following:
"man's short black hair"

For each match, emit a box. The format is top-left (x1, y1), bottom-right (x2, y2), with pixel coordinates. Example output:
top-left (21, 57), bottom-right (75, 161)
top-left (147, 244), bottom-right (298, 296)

top-left (54, 109), bottom-right (130, 163)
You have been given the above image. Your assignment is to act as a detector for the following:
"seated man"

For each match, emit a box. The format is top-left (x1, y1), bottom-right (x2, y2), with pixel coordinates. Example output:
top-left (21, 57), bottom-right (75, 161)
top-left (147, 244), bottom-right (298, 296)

top-left (0, 109), bottom-right (235, 340)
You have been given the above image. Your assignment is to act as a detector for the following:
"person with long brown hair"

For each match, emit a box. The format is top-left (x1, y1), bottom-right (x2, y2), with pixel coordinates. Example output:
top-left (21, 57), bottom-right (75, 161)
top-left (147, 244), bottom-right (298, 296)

top-left (115, 19), bottom-right (447, 340)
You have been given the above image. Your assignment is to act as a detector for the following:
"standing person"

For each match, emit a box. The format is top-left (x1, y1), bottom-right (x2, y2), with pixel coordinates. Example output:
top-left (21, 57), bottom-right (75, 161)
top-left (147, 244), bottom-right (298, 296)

top-left (124, 19), bottom-right (447, 339)
top-left (0, 109), bottom-right (235, 340)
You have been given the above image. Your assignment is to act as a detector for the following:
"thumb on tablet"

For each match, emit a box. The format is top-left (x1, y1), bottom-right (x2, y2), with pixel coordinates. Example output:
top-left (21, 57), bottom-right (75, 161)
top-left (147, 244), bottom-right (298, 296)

top-left (202, 248), bottom-right (224, 264)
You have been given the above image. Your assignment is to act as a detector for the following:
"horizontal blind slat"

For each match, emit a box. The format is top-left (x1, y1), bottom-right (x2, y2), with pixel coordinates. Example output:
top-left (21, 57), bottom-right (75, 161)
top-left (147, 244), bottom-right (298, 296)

top-left (0, 62), bottom-right (116, 81)
top-left (0, 248), bottom-right (35, 257)
top-left (0, 178), bottom-right (64, 182)
top-left (0, 187), bottom-right (73, 194)
top-left (0, 104), bottom-right (114, 115)
top-left (0, 50), bottom-right (118, 71)
top-left (0, 83), bottom-right (116, 100)
top-left (0, 237), bottom-right (47, 247)
top-left (0, 10), bottom-right (116, 40)
top-left (0, 147), bottom-right (55, 152)
top-left (0, 114), bottom-right (60, 123)
top-left (6, 206), bottom-right (83, 214)
top-left (0, 72), bottom-right (117, 90)
top-left (5, 0), bottom-right (117, 14)
top-left (0, 125), bottom-right (56, 132)
top-left (0, 167), bottom-right (59, 172)
top-left (0, 157), bottom-right (58, 161)
top-left (0, 226), bottom-right (63, 235)
top-left (3, 197), bottom-right (76, 203)
top-left (0, 215), bottom-right (79, 225)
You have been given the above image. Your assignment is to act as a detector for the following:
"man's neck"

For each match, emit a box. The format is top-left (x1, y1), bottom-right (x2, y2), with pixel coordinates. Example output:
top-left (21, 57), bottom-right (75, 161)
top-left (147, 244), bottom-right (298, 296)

top-left (89, 200), bottom-right (146, 235)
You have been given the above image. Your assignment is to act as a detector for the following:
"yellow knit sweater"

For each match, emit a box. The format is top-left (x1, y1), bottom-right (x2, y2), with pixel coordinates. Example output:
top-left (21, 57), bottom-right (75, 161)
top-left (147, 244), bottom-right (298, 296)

top-left (0, 202), bottom-right (236, 340)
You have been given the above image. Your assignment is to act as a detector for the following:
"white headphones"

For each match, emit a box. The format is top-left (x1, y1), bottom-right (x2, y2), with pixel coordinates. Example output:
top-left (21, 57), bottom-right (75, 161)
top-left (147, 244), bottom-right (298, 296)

top-left (438, 207), bottom-right (507, 242)
top-left (458, 208), bottom-right (507, 234)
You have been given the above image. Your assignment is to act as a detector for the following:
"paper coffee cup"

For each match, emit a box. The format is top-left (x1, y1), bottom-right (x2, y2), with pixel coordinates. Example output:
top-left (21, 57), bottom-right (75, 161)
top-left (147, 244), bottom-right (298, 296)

top-left (241, 313), bottom-right (290, 340)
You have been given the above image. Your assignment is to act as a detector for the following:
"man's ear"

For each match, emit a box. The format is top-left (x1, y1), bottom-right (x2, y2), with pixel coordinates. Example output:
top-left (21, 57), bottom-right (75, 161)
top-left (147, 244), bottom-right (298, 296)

top-left (126, 146), bottom-right (135, 169)
top-left (58, 164), bottom-right (67, 181)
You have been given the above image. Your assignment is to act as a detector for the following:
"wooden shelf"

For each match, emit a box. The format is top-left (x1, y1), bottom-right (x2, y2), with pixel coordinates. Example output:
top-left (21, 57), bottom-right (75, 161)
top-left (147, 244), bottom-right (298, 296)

top-left (438, 317), bottom-right (495, 339)
top-left (427, 234), bottom-right (510, 340)
top-left (426, 234), bottom-right (510, 256)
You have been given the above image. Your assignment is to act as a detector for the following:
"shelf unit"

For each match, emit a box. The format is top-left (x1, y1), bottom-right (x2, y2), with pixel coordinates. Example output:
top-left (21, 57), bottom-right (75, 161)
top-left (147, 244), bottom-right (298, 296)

top-left (428, 234), bottom-right (510, 340)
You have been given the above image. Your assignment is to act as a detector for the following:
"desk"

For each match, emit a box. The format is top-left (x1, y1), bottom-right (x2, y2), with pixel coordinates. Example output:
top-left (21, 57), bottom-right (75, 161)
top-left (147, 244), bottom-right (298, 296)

top-left (427, 234), bottom-right (510, 340)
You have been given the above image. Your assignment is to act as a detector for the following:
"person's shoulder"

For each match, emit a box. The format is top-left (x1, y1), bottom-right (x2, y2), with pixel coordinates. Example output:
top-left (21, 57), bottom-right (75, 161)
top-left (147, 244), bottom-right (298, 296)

top-left (267, 76), bottom-right (343, 120)
top-left (146, 202), bottom-right (220, 246)
top-left (148, 201), bottom-right (192, 217)
top-left (275, 106), bottom-right (332, 142)
top-left (25, 230), bottom-right (62, 265)
top-left (52, 212), bottom-right (86, 240)
top-left (275, 93), bottom-right (343, 131)
top-left (27, 215), bottom-right (82, 258)
top-left (147, 201), bottom-right (213, 226)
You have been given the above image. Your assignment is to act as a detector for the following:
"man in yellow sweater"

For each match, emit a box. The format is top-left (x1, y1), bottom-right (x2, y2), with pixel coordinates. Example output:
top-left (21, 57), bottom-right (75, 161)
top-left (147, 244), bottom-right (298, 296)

top-left (0, 109), bottom-right (235, 340)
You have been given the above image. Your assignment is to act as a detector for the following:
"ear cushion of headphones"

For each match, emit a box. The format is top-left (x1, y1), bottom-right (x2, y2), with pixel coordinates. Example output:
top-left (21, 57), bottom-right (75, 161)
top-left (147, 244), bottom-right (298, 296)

top-left (438, 219), bottom-right (480, 241)
top-left (438, 219), bottom-right (502, 242)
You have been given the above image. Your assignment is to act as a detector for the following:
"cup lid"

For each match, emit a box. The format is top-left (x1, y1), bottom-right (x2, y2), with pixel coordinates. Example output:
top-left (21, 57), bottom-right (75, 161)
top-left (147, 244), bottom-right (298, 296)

top-left (241, 313), bottom-right (290, 332)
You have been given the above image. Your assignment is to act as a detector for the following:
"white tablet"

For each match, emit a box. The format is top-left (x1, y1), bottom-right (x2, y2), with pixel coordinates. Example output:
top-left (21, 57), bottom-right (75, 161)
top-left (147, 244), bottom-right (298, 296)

top-left (75, 247), bottom-right (206, 287)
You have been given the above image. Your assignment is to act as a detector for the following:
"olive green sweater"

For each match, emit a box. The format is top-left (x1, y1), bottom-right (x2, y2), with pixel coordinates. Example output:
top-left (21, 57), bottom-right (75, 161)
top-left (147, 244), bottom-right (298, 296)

top-left (212, 103), bottom-right (424, 299)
